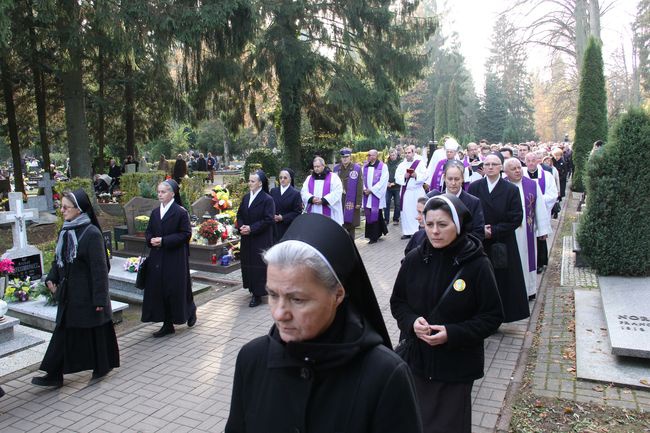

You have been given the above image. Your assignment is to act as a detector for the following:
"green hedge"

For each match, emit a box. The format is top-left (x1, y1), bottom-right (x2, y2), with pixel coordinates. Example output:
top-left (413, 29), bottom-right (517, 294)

top-left (577, 109), bottom-right (650, 275)
top-left (120, 171), bottom-right (167, 204)
top-left (244, 148), bottom-right (282, 179)
top-left (179, 176), bottom-right (205, 210)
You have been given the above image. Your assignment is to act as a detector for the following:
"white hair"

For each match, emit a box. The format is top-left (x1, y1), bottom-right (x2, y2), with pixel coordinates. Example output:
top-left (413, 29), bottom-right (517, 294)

top-left (504, 158), bottom-right (522, 171)
top-left (263, 240), bottom-right (341, 293)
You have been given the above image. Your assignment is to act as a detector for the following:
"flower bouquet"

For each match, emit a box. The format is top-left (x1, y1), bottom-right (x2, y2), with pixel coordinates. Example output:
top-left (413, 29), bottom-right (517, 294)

top-left (39, 282), bottom-right (57, 306)
top-left (4, 277), bottom-right (42, 302)
top-left (98, 193), bottom-right (112, 203)
top-left (211, 185), bottom-right (233, 212)
top-left (123, 257), bottom-right (142, 273)
top-left (198, 219), bottom-right (229, 244)
top-left (135, 215), bottom-right (150, 234)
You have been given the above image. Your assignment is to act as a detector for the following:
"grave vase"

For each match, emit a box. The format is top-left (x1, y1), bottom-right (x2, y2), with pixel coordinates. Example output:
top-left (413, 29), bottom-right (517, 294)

top-left (0, 276), bottom-right (5, 298)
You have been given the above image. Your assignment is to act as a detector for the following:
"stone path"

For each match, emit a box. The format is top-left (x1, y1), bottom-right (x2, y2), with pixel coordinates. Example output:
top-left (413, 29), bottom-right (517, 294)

top-left (0, 217), bottom-right (551, 432)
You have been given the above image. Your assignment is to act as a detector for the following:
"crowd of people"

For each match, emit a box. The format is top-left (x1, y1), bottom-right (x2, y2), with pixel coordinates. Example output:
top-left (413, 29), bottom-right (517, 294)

top-left (23, 136), bottom-right (574, 433)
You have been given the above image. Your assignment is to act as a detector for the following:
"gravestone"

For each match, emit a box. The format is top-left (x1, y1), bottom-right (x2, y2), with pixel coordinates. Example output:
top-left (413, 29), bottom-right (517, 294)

top-left (26, 195), bottom-right (48, 212)
top-left (8, 298), bottom-right (128, 332)
top-left (268, 176), bottom-right (277, 189)
top-left (37, 173), bottom-right (56, 211)
top-left (599, 276), bottom-right (650, 359)
top-left (125, 163), bottom-right (137, 174)
top-left (191, 196), bottom-right (217, 219)
top-left (122, 197), bottom-right (159, 235)
top-left (0, 193), bottom-right (43, 280)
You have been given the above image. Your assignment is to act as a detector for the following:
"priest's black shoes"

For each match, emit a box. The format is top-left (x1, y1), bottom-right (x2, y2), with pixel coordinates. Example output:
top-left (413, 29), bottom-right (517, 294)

top-left (31, 374), bottom-right (63, 388)
top-left (153, 324), bottom-right (175, 338)
top-left (91, 369), bottom-right (112, 381)
top-left (187, 312), bottom-right (197, 327)
top-left (249, 295), bottom-right (262, 308)
top-left (400, 235), bottom-right (412, 240)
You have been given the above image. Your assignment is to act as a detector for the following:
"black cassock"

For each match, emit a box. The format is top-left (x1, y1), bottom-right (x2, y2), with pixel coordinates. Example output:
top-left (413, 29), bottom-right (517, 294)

top-left (142, 203), bottom-right (196, 324)
top-left (237, 191), bottom-right (275, 296)
top-left (468, 177), bottom-right (529, 323)
top-left (269, 186), bottom-right (303, 243)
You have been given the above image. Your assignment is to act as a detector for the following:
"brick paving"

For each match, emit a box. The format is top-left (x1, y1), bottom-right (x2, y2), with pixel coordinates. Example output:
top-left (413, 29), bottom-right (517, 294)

top-left (530, 194), bottom-right (650, 413)
top-left (0, 216), bottom-right (548, 432)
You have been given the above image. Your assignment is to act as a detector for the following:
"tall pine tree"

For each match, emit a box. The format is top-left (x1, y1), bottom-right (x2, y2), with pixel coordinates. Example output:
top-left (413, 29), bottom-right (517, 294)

top-left (573, 36), bottom-right (608, 191)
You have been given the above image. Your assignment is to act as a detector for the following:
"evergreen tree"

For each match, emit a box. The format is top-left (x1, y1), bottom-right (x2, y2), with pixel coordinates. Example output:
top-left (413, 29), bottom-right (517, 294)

top-left (434, 85), bottom-right (447, 141)
top-left (578, 109), bottom-right (650, 275)
top-left (479, 73), bottom-right (507, 143)
top-left (573, 36), bottom-right (608, 191)
top-left (446, 78), bottom-right (460, 139)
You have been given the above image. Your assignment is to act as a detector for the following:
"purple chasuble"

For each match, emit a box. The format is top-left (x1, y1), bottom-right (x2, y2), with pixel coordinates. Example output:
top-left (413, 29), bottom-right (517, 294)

top-left (334, 163), bottom-right (361, 224)
top-left (363, 161), bottom-right (384, 224)
top-left (307, 173), bottom-right (332, 217)
top-left (431, 159), bottom-right (447, 191)
top-left (399, 159), bottom-right (421, 208)
top-left (521, 177), bottom-right (538, 272)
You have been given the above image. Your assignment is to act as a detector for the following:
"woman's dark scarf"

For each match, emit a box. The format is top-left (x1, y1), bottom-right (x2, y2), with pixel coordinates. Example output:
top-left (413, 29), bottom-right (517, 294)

top-left (281, 167), bottom-right (296, 187)
top-left (256, 170), bottom-right (270, 194)
top-left (163, 179), bottom-right (184, 207)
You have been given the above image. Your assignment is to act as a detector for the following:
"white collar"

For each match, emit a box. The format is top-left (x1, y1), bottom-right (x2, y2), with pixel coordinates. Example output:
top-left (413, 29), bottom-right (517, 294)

top-left (280, 184), bottom-right (289, 194)
top-left (160, 199), bottom-right (174, 218)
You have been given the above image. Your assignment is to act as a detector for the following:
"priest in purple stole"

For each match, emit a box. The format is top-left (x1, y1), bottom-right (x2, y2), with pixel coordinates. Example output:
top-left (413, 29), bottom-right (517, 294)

top-left (363, 150), bottom-right (389, 244)
top-left (334, 148), bottom-right (363, 238)
top-left (504, 158), bottom-right (551, 300)
top-left (301, 157), bottom-right (344, 225)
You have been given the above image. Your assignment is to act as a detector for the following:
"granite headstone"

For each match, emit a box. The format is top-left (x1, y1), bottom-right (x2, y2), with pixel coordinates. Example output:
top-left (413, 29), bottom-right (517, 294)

top-left (123, 196), bottom-right (159, 235)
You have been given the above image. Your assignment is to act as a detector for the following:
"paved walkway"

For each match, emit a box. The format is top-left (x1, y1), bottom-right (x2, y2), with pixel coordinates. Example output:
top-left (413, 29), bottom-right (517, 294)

top-left (0, 217), bottom-right (554, 433)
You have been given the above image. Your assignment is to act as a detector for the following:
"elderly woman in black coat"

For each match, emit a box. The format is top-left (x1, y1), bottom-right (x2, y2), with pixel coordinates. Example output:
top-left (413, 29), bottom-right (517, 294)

top-left (226, 213), bottom-right (422, 433)
top-left (390, 194), bottom-right (504, 433)
top-left (141, 179), bottom-right (197, 337)
top-left (32, 189), bottom-right (119, 387)
top-left (269, 168), bottom-right (303, 243)
top-left (236, 170), bottom-right (275, 307)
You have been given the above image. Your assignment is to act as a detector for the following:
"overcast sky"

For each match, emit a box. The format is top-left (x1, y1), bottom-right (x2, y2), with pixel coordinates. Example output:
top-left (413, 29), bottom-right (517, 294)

top-left (442, 0), bottom-right (639, 93)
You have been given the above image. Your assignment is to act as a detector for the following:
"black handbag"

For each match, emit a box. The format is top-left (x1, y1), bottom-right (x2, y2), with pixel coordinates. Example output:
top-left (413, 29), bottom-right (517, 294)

top-left (394, 267), bottom-right (465, 363)
top-left (134, 244), bottom-right (150, 290)
top-left (488, 242), bottom-right (508, 269)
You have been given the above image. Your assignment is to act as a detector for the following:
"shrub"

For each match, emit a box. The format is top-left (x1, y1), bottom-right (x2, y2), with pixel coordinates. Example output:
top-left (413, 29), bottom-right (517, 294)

top-left (119, 171), bottom-right (166, 204)
top-left (577, 109), bottom-right (650, 275)
top-left (244, 148), bottom-right (281, 179)
top-left (572, 36), bottom-right (608, 192)
top-left (179, 175), bottom-right (205, 210)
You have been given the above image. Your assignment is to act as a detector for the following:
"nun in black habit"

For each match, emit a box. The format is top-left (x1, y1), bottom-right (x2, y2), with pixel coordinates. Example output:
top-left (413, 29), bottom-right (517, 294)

top-left (269, 168), bottom-right (303, 243)
top-left (226, 213), bottom-right (422, 433)
top-left (391, 194), bottom-right (503, 433)
top-left (236, 170), bottom-right (275, 307)
top-left (141, 179), bottom-right (197, 337)
top-left (33, 189), bottom-right (119, 387)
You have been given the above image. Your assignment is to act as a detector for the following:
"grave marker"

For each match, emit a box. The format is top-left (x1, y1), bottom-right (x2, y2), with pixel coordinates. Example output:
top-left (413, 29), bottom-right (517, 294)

top-left (0, 193), bottom-right (43, 280)
top-left (37, 173), bottom-right (56, 211)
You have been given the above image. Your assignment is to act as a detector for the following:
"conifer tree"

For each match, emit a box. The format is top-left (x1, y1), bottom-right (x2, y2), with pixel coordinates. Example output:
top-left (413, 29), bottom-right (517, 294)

top-left (434, 85), bottom-right (447, 141)
top-left (446, 78), bottom-right (460, 139)
top-left (572, 36), bottom-right (608, 191)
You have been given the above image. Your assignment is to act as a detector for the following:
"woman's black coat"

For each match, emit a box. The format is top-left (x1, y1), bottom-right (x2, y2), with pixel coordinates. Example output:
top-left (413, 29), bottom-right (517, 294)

top-left (46, 224), bottom-right (113, 328)
top-left (468, 177), bottom-right (528, 323)
top-left (236, 191), bottom-right (275, 296)
top-left (269, 186), bottom-right (303, 242)
top-left (390, 235), bottom-right (504, 382)
top-left (142, 202), bottom-right (195, 324)
top-left (225, 304), bottom-right (422, 433)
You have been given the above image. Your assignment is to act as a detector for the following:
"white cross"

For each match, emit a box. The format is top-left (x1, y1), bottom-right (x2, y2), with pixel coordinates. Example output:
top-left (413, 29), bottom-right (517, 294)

top-left (0, 193), bottom-right (39, 250)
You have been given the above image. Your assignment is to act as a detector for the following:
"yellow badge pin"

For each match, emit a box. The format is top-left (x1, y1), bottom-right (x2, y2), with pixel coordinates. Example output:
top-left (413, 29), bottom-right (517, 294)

top-left (453, 279), bottom-right (466, 292)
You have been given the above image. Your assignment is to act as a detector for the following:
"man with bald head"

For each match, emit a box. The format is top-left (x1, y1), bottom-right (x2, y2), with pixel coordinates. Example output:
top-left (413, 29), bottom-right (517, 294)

top-left (362, 149), bottom-right (389, 243)
top-left (523, 152), bottom-right (557, 273)
top-left (301, 156), bottom-right (344, 225)
top-left (468, 152), bottom-right (529, 323)
top-left (504, 158), bottom-right (550, 300)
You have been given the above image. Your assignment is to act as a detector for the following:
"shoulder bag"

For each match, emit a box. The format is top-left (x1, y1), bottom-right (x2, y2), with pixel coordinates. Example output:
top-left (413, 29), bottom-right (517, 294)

top-left (135, 243), bottom-right (151, 290)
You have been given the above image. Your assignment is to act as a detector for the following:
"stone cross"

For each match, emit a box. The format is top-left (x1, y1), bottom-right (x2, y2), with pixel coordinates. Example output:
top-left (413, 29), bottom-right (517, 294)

top-left (0, 193), bottom-right (39, 250)
top-left (37, 173), bottom-right (56, 211)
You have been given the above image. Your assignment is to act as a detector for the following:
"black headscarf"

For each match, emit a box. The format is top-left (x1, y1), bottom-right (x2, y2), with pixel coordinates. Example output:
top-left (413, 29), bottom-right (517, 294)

top-left (279, 213), bottom-right (392, 349)
top-left (424, 193), bottom-right (472, 237)
top-left (163, 179), bottom-right (183, 207)
top-left (256, 170), bottom-right (270, 194)
top-left (71, 188), bottom-right (102, 232)
top-left (281, 167), bottom-right (296, 187)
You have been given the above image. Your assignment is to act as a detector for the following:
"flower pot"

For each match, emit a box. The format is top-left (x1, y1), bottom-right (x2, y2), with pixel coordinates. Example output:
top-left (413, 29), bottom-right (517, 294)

top-left (208, 239), bottom-right (218, 245)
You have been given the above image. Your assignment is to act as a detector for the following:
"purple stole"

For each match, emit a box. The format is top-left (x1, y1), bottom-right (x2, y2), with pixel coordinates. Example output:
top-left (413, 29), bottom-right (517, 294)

top-left (334, 163), bottom-right (361, 224)
top-left (363, 162), bottom-right (384, 224)
top-left (307, 173), bottom-right (332, 217)
top-left (400, 159), bottom-right (421, 208)
top-left (430, 159), bottom-right (447, 191)
top-left (521, 177), bottom-right (538, 272)
top-left (537, 170), bottom-right (546, 194)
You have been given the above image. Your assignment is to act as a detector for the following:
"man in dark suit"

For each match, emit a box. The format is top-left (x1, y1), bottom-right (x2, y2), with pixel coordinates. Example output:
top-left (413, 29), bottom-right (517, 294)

top-left (468, 152), bottom-right (529, 323)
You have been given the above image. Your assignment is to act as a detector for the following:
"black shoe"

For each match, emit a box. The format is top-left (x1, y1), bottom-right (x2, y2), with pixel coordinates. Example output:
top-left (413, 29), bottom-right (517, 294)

top-left (153, 324), bottom-right (175, 338)
top-left (0, 387), bottom-right (4, 398)
top-left (400, 235), bottom-right (412, 240)
top-left (368, 239), bottom-right (378, 244)
top-left (91, 369), bottom-right (112, 380)
top-left (536, 267), bottom-right (544, 274)
top-left (249, 295), bottom-right (262, 308)
top-left (393, 221), bottom-right (399, 226)
top-left (31, 374), bottom-right (63, 388)
top-left (187, 312), bottom-right (197, 327)
top-left (528, 294), bottom-right (536, 301)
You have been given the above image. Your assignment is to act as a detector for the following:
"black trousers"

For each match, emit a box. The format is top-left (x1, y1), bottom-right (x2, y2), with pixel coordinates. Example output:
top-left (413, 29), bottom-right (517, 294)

top-left (365, 209), bottom-right (388, 241)
top-left (537, 238), bottom-right (548, 268)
